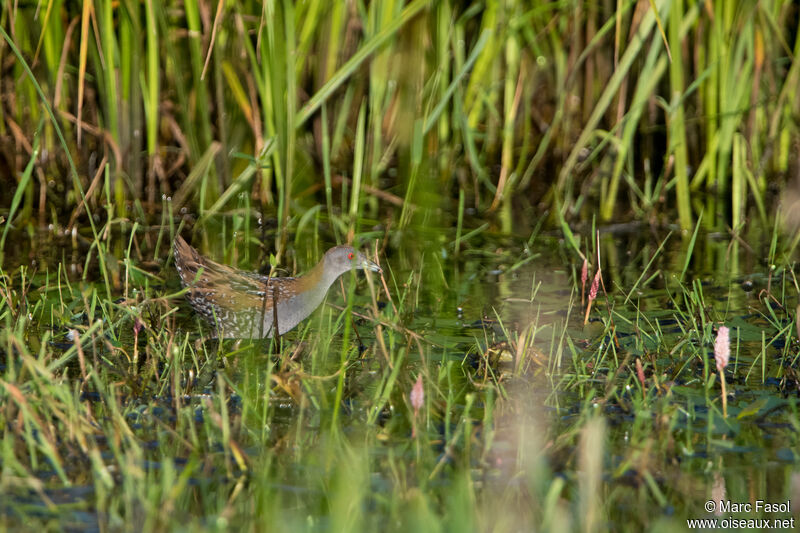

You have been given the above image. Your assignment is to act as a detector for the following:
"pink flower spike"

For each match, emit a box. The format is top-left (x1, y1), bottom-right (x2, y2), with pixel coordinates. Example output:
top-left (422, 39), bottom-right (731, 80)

top-left (410, 374), bottom-right (424, 416)
top-left (588, 269), bottom-right (601, 303)
top-left (635, 358), bottom-right (645, 388)
top-left (580, 259), bottom-right (588, 306)
top-left (581, 258), bottom-right (588, 287)
top-left (714, 326), bottom-right (730, 372)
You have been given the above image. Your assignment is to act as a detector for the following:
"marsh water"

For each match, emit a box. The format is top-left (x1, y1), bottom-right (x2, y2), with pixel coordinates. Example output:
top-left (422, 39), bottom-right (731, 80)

top-left (1, 219), bottom-right (798, 531)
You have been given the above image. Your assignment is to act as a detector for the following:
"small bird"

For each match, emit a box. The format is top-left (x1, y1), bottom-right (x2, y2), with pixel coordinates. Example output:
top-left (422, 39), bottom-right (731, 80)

top-left (173, 236), bottom-right (381, 338)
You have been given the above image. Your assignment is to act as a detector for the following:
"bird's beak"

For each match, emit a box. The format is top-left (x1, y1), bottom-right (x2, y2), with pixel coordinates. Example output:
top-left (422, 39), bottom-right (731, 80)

top-left (362, 258), bottom-right (382, 273)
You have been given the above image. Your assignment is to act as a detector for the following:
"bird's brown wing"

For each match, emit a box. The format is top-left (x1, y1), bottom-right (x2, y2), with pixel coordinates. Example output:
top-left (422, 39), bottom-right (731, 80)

top-left (176, 241), bottom-right (264, 305)
top-left (174, 236), bottom-right (304, 336)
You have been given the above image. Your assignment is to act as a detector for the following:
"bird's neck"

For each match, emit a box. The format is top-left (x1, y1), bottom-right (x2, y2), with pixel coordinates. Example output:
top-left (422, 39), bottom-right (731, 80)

top-left (292, 256), bottom-right (343, 310)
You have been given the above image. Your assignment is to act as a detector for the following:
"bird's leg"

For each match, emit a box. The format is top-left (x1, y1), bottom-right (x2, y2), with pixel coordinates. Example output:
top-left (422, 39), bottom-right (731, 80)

top-left (270, 283), bottom-right (282, 355)
top-left (271, 284), bottom-right (280, 337)
top-left (258, 274), bottom-right (270, 339)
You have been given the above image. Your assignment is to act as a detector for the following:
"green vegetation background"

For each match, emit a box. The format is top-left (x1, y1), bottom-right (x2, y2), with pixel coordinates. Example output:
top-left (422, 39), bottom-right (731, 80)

top-left (3, 1), bottom-right (799, 243)
top-left (1, 2), bottom-right (800, 532)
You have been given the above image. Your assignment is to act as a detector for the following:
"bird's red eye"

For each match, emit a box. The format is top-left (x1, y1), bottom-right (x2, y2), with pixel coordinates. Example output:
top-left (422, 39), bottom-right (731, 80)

top-left (348, 252), bottom-right (354, 260)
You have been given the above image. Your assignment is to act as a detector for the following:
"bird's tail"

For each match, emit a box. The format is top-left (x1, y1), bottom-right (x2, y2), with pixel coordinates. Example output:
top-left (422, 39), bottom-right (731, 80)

top-left (173, 235), bottom-right (204, 286)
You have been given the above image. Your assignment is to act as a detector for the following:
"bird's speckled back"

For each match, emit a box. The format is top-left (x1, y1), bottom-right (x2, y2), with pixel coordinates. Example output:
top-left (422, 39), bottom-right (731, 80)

top-left (173, 237), bottom-right (380, 338)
